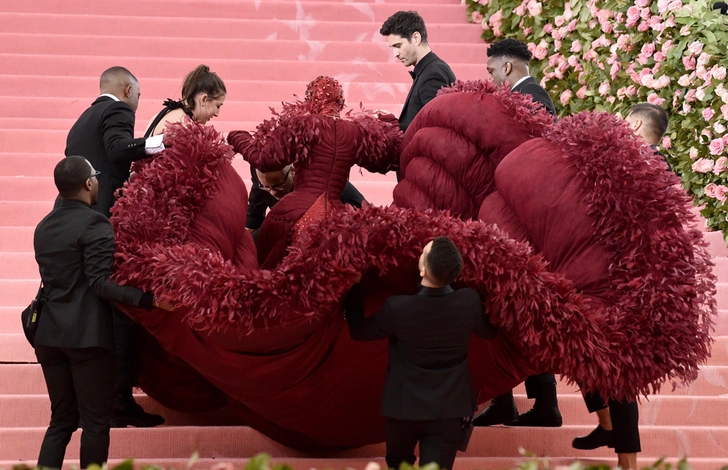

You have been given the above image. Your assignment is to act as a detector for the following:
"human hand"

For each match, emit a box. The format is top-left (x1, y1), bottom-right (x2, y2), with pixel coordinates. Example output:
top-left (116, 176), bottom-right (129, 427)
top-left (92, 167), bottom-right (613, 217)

top-left (154, 296), bottom-right (175, 312)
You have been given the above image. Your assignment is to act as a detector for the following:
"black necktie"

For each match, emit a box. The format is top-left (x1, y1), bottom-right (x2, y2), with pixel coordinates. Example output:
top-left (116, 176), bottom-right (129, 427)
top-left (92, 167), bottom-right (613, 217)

top-left (409, 70), bottom-right (416, 79)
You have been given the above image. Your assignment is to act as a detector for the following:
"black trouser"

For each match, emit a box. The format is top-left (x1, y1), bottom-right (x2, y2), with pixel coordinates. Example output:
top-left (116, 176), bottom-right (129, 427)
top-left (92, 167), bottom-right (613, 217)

top-left (583, 390), bottom-right (641, 453)
top-left (112, 305), bottom-right (140, 399)
top-left (35, 345), bottom-right (115, 469)
top-left (524, 373), bottom-right (557, 398)
top-left (385, 417), bottom-right (462, 470)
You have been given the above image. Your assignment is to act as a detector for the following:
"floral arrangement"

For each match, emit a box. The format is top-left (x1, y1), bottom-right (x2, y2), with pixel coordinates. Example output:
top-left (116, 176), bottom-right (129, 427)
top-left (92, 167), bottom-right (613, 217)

top-left (465, 0), bottom-right (728, 241)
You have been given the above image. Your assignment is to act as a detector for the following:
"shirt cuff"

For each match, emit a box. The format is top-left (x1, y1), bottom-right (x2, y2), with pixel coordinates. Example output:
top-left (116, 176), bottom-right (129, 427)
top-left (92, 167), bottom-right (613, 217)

top-left (145, 134), bottom-right (165, 155)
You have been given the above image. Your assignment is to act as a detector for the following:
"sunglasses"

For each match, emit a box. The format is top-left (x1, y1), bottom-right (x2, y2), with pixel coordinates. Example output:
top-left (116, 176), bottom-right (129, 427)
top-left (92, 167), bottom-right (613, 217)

top-left (88, 170), bottom-right (101, 180)
top-left (256, 169), bottom-right (291, 192)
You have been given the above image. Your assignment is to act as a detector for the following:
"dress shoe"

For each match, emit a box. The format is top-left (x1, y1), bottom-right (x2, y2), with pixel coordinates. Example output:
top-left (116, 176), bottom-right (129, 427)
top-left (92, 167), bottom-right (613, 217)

top-left (110, 400), bottom-right (165, 428)
top-left (572, 425), bottom-right (615, 450)
top-left (473, 392), bottom-right (519, 426)
top-left (506, 405), bottom-right (563, 427)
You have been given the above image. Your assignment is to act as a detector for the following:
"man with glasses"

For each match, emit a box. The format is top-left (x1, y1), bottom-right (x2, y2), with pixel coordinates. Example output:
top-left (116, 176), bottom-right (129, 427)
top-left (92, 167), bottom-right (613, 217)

top-left (33, 156), bottom-right (172, 469)
top-left (246, 165), bottom-right (365, 242)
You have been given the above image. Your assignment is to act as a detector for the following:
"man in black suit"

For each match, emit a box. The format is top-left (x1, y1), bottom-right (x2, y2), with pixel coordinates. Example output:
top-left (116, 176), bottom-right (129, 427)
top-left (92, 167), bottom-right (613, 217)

top-left (246, 165), bottom-right (365, 241)
top-left (474, 38), bottom-right (561, 429)
top-left (380, 11), bottom-right (456, 134)
top-left (33, 156), bottom-right (172, 469)
top-left (486, 38), bottom-right (557, 116)
top-left (344, 237), bottom-right (497, 470)
top-left (64, 66), bottom-right (166, 428)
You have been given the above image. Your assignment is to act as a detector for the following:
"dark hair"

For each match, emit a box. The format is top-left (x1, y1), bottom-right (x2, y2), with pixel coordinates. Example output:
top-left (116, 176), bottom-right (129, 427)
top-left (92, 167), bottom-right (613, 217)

top-left (380, 11), bottom-right (428, 43)
top-left (54, 156), bottom-right (92, 199)
top-left (182, 64), bottom-right (227, 111)
top-left (629, 103), bottom-right (669, 139)
top-left (426, 237), bottom-right (463, 286)
top-left (487, 38), bottom-right (533, 62)
top-left (99, 66), bottom-right (137, 86)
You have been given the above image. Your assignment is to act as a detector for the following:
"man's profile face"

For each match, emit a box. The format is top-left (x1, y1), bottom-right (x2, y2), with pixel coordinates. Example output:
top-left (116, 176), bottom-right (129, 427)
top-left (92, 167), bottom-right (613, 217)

top-left (256, 168), bottom-right (293, 200)
top-left (387, 33), bottom-right (420, 68)
top-left (87, 161), bottom-right (99, 205)
top-left (486, 56), bottom-right (511, 87)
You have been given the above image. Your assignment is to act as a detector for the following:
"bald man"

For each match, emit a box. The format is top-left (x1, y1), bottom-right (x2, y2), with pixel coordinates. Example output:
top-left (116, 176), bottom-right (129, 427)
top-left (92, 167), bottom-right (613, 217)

top-left (64, 66), bottom-right (166, 428)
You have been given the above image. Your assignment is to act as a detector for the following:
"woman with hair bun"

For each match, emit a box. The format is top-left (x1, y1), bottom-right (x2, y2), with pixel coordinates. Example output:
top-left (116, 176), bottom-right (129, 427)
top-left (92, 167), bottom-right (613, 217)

top-left (145, 64), bottom-right (227, 137)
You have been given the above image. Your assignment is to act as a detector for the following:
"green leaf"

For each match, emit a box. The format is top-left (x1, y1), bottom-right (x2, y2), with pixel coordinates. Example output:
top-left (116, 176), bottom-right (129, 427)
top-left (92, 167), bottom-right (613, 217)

top-left (245, 454), bottom-right (272, 470)
top-left (187, 452), bottom-right (200, 469)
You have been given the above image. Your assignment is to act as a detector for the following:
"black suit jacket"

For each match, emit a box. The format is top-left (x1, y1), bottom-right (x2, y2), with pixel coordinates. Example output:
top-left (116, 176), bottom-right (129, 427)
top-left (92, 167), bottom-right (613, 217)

top-left (512, 76), bottom-right (557, 116)
top-left (246, 168), bottom-right (366, 230)
top-left (344, 283), bottom-right (496, 420)
top-left (33, 199), bottom-right (152, 350)
top-left (65, 96), bottom-right (148, 217)
top-left (399, 52), bottom-right (456, 132)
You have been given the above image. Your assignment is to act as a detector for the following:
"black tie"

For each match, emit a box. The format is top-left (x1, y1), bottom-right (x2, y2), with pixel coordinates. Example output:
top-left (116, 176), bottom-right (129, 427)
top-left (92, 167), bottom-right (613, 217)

top-left (409, 70), bottom-right (416, 79)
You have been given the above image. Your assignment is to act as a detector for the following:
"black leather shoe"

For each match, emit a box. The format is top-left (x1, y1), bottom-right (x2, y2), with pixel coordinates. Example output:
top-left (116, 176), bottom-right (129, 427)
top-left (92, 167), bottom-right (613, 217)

top-left (473, 392), bottom-right (519, 426)
top-left (110, 401), bottom-right (165, 428)
top-left (506, 406), bottom-right (563, 427)
top-left (572, 425), bottom-right (615, 450)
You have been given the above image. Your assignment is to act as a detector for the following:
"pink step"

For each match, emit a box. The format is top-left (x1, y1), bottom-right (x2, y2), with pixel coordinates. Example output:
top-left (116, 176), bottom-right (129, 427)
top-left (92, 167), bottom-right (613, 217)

top-left (703, 230), bottom-right (728, 257)
top-left (0, 202), bottom-right (52, 226)
top-left (0, 280), bottom-right (42, 308)
top-left (0, 54), bottom-right (488, 84)
top-left (0, 177), bottom-right (57, 201)
top-left (0, 253), bottom-right (38, 279)
top-left (2, 1), bottom-right (472, 24)
top-left (0, 34), bottom-right (488, 64)
top-left (0, 227), bottom-right (34, 251)
top-left (0, 13), bottom-right (486, 44)
top-left (2, 424), bottom-right (727, 460)
top-left (2, 392), bottom-right (728, 428)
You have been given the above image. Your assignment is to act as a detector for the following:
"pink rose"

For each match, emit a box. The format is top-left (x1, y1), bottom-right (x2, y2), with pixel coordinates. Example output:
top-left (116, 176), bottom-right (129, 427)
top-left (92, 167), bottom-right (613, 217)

top-left (577, 86), bottom-right (588, 99)
top-left (682, 55), bottom-right (696, 70)
top-left (534, 43), bottom-right (549, 60)
top-left (715, 185), bottom-right (728, 203)
top-left (683, 103), bottom-right (692, 113)
top-left (625, 85), bottom-right (637, 96)
top-left (692, 157), bottom-right (715, 173)
top-left (703, 108), bottom-right (716, 121)
top-left (715, 122), bottom-right (726, 134)
top-left (654, 75), bottom-right (671, 89)
top-left (568, 19), bottom-right (578, 31)
top-left (489, 9), bottom-right (504, 31)
top-left (560, 90), bottom-right (573, 106)
top-left (666, 16), bottom-right (677, 28)
top-left (680, 25), bottom-right (691, 36)
top-left (636, 0), bottom-right (650, 6)
top-left (688, 41), bottom-right (704, 56)
top-left (513, 4), bottom-right (527, 16)
top-left (709, 138), bottom-right (725, 155)
top-left (568, 55), bottom-right (580, 67)
top-left (668, 0), bottom-right (683, 11)
top-left (555, 15), bottom-right (565, 27)
top-left (583, 49), bottom-right (598, 61)
top-left (685, 89), bottom-right (697, 102)
top-left (479, 0), bottom-right (491, 4)
top-left (703, 128), bottom-right (713, 139)
top-left (724, 135), bottom-right (728, 145)
top-left (616, 34), bottom-right (632, 51)
top-left (626, 6), bottom-right (640, 27)
top-left (527, 1), bottom-right (543, 16)
top-left (677, 74), bottom-right (691, 87)
top-left (641, 7), bottom-right (651, 20)
top-left (564, 5), bottom-right (574, 21)
top-left (721, 104), bottom-right (728, 120)
top-left (661, 40), bottom-right (674, 53)
top-left (714, 156), bottom-right (728, 174)
top-left (654, 51), bottom-right (666, 62)
top-left (543, 23), bottom-right (554, 34)
top-left (481, 18), bottom-right (490, 31)
top-left (571, 40), bottom-right (583, 53)
top-left (598, 82), bottom-right (610, 96)
top-left (638, 21), bottom-right (651, 32)
top-left (698, 52), bottom-right (711, 66)
top-left (647, 93), bottom-right (666, 106)
top-left (471, 11), bottom-right (484, 23)
top-left (641, 74), bottom-right (655, 87)
top-left (705, 183), bottom-right (718, 198)
top-left (610, 62), bottom-right (621, 80)
top-left (712, 66), bottom-right (727, 81)
top-left (662, 136), bottom-right (672, 149)
top-left (696, 87), bottom-right (707, 101)
top-left (689, 147), bottom-right (699, 160)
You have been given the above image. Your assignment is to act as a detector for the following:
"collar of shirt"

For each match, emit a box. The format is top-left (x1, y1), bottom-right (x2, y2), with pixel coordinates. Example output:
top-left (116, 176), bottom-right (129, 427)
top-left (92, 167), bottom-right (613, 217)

top-left (99, 93), bottom-right (120, 101)
top-left (416, 284), bottom-right (455, 297)
top-left (409, 51), bottom-right (438, 80)
top-left (510, 75), bottom-right (531, 90)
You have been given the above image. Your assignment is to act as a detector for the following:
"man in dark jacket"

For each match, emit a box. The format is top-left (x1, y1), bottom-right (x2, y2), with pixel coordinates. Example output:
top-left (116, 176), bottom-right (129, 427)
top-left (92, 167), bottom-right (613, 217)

top-left (64, 66), bottom-right (168, 428)
top-left (475, 38), bottom-right (561, 429)
top-left (33, 156), bottom-right (173, 469)
top-left (380, 11), bottom-right (456, 134)
top-left (344, 237), bottom-right (497, 470)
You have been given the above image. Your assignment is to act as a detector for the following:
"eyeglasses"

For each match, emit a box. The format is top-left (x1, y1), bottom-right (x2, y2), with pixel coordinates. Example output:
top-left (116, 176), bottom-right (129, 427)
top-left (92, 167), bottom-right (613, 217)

top-left (88, 170), bottom-right (101, 180)
top-left (256, 169), bottom-right (291, 193)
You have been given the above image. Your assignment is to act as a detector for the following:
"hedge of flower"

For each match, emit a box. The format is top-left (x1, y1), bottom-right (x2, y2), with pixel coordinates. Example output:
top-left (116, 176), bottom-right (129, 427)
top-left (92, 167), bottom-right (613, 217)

top-left (465, 0), bottom-right (728, 241)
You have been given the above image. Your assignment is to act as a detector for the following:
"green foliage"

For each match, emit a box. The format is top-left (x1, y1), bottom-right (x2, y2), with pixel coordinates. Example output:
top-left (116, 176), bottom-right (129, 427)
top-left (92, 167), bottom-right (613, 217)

top-left (466, 0), bottom-right (728, 241)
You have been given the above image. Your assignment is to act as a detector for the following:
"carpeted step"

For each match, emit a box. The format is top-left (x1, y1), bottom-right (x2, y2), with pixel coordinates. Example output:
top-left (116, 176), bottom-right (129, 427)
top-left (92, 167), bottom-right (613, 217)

top-left (0, 280), bottom-right (42, 308)
top-left (0, 34), bottom-right (487, 64)
top-left (3, 1), bottom-right (473, 24)
top-left (0, 227), bottom-right (34, 251)
top-left (2, 392), bottom-right (728, 428)
top-left (0, 202), bottom-right (52, 227)
top-left (1, 425), bottom-right (727, 460)
top-left (0, 13), bottom-right (487, 44)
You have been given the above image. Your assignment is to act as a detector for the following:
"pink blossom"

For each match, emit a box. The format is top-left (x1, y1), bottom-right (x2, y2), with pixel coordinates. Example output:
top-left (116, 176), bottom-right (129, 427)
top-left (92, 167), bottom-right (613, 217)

top-left (683, 102), bottom-right (692, 113)
top-left (714, 156), bottom-right (728, 174)
top-left (683, 56), bottom-right (696, 70)
top-left (696, 87), bottom-right (707, 101)
top-left (555, 15), bottom-right (565, 27)
top-left (564, 4), bottom-right (574, 21)
top-left (527, 1), bottom-right (543, 16)
top-left (713, 66), bottom-right (727, 81)
top-left (705, 183), bottom-right (718, 197)
top-left (649, 16), bottom-right (665, 32)
top-left (479, 0), bottom-right (491, 4)
top-left (481, 18), bottom-right (490, 31)
top-left (690, 147), bottom-right (699, 160)
top-left (489, 9), bottom-right (504, 32)
top-left (552, 28), bottom-right (563, 41)
top-left (636, 0), bottom-right (650, 6)
top-left (616, 34), bottom-right (632, 51)
top-left (560, 90), bottom-right (573, 106)
top-left (571, 40), bottom-right (582, 53)
top-left (577, 85), bottom-right (588, 99)
top-left (680, 25), bottom-right (691, 36)
top-left (543, 23), bottom-right (554, 34)
top-left (647, 93), bottom-right (666, 106)
top-left (715, 185), bottom-right (728, 202)
top-left (626, 6), bottom-right (641, 27)
top-left (677, 74), bottom-right (691, 87)
top-left (610, 62), bottom-right (621, 80)
top-left (534, 43), bottom-right (549, 60)
top-left (693, 157), bottom-right (715, 173)
top-left (523, 27), bottom-right (533, 35)
top-left (598, 82), bottom-right (610, 96)
top-left (654, 75), bottom-right (671, 89)
top-left (721, 104), bottom-right (728, 120)
top-left (665, 16), bottom-right (677, 28)
top-left (696, 65), bottom-right (710, 80)
top-left (710, 138), bottom-right (725, 155)
top-left (685, 89), bottom-right (697, 102)
top-left (724, 135), bottom-right (728, 145)
top-left (654, 51), bottom-right (666, 62)
top-left (662, 136), bottom-right (672, 149)
top-left (703, 108), bottom-right (716, 121)
top-left (640, 7), bottom-right (651, 20)
top-left (716, 84), bottom-right (727, 98)
top-left (607, 96), bottom-right (616, 104)
top-left (625, 85), bottom-right (637, 96)
top-left (638, 21), bottom-right (651, 32)
top-left (715, 122), bottom-right (727, 134)
top-left (589, 19), bottom-right (598, 29)
top-left (698, 52), bottom-right (711, 66)
top-left (641, 74), bottom-right (655, 87)
top-left (688, 41), bottom-right (704, 56)
top-left (471, 11), bottom-right (484, 23)
top-left (661, 40), bottom-right (674, 53)
top-left (513, 4), bottom-right (527, 16)
top-left (583, 49), bottom-right (598, 61)
top-left (668, 0), bottom-right (683, 10)
top-left (568, 55), bottom-right (580, 67)
top-left (568, 19), bottom-right (578, 31)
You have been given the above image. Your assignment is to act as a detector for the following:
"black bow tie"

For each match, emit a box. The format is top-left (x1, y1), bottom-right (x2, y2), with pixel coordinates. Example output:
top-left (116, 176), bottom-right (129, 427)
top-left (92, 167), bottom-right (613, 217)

top-left (409, 70), bottom-right (416, 79)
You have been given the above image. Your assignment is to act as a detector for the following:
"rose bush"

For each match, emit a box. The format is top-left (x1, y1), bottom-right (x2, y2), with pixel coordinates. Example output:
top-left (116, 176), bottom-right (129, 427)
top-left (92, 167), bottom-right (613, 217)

top-left (465, 0), bottom-right (728, 241)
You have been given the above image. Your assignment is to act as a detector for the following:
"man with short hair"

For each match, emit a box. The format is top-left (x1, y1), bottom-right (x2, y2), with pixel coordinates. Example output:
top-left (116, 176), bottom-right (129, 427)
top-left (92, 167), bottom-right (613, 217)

top-left (625, 102), bottom-right (671, 169)
top-left (246, 166), bottom-right (365, 241)
top-left (380, 11), bottom-right (456, 134)
top-left (64, 66), bottom-right (167, 428)
top-left (344, 237), bottom-right (497, 470)
top-left (486, 38), bottom-right (556, 116)
top-left (33, 156), bottom-right (172, 469)
top-left (475, 39), bottom-right (560, 429)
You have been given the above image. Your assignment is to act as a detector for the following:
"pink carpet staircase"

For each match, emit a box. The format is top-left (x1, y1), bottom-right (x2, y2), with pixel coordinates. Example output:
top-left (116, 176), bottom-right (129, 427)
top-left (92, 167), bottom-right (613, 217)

top-left (0, 0), bottom-right (726, 468)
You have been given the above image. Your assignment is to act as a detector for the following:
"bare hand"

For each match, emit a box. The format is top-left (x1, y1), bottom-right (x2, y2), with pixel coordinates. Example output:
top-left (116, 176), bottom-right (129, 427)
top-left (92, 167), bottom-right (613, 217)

top-left (154, 297), bottom-right (175, 312)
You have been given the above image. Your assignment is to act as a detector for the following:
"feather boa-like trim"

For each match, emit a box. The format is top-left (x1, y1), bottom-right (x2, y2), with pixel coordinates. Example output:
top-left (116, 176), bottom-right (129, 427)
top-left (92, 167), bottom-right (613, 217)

top-left (544, 111), bottom-right (717, 397)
